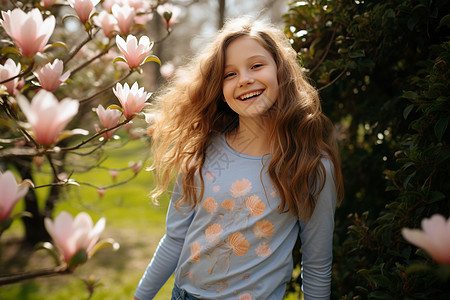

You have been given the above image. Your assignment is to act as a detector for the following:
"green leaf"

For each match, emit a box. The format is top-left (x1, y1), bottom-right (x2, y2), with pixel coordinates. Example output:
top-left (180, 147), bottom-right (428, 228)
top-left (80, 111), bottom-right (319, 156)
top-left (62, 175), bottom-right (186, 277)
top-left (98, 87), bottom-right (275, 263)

top-left (62, 14), bottom-right (79, 24)
top-left (427, 191), bottom-right (446, 204)
top-left (107, 104), bottom-right (123, 112)
top-left (438, 14), bottom-right (450, 28)
top-left (143, 55), bottom-right (161, 66)
top-left (407, 17), bottom-right (419, 31)
top-left (90, 238), bottom-right (120, 258)
top-left (434, 116), bottom-right (449, 141)
top-left (368, 291), bottom-right (394, 300)
top-left (401, 91), bottom-right (419, 100)
top-left (113, 56), bottom-right (127, 64)
top-left (68, 249), bottom-right (88, 268)
top-left (43, 42), bottom-right (69, 52)
top-left (0, 218), bottom-right (13, 233)
top-left (0, 46), bottom-right (20, 56)
top-left (349, 49), bottom-right (365, 58)
top-left (403, 104), bottom-right (415, 119)
top-left (35, 242), bottom-right (61, 266)
top-left (58, 128), bottom-right (89, 142)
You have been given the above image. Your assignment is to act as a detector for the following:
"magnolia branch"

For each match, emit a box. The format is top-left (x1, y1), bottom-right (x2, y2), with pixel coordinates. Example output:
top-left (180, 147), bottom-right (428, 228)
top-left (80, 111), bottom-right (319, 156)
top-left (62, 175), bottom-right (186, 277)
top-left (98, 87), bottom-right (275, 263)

top-left (70, 42), bottom-right (116, 76)
top-left (60, 119), bottom-right (131, 151)
top-left (0, 61), bottom-right (34, 85)
top-left (0, 265), bottom-right (70, 286)
top-left (79, 70), bottom-right (134, 104)
top-left (76, 170), bottom-right (140, 190)
top-left (32, 163), bottom-right (143, 190)
top-left (0, 119), bottom-right (130, 158)
top-left (63, 29), bottom-right (99, 66)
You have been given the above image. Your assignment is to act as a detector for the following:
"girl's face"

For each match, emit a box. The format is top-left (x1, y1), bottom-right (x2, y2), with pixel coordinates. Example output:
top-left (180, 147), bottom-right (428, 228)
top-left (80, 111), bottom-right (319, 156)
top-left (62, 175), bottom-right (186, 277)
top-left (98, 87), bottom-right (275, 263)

top-left (222, 36), bottom-right (279, 120)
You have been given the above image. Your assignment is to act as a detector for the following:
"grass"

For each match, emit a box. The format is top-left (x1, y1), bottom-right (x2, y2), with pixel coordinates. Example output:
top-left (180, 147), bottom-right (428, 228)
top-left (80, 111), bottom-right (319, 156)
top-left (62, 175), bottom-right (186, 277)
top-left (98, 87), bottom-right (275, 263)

top-left (0, 135), bottom-right (174, 299)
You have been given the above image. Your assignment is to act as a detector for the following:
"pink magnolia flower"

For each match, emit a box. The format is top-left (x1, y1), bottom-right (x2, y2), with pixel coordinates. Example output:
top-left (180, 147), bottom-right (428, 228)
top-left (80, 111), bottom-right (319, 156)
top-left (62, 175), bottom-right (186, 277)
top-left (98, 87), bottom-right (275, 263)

top-left (44, 211), bottom-right (105, 264)
top-left (402, 214), bottom-right (450, 265)
top-left (113, 82), bottom-right (150, 119)
top-left (96, 104), bottom-right (122, 139)
top-left (93, 10), bottom-right (118, 38)
top-left (0, 171), bottom-right (30, 221)
top-left (127, 0), bottom-right (151, 25)
top-left (0, 8), bottom-right (55, 56)
top-left (127, 0), bottom-right (148, 11)
top-left (97, 189), bottom-right (106, 197)
top-left (41, 0), bottom-right (58, 9)
top-left (116, 34), bottom-right (152, 68)
top-left (109, 170), bottom-right (119, 181)
top-left (0, 58), bottom-right (21, 95)
top-left (17, 90), bottom-right (79, 146)
top-left (68, 0), bottom-right (101, 23)
top-left (111, 4), bottom-right (135, 34)
top-left (102, 0), bottom-right (123, 12)
top-left (156, 3), bottom-right (181, 29)
top-left (129, 160), bottom-right (142, 174)
top-left (33, 59), bottom-right (71, 92)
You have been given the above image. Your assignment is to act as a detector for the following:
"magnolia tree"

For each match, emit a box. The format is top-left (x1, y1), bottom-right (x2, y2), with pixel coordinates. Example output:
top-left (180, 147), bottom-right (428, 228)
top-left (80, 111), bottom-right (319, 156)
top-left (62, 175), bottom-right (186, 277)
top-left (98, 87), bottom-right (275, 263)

top-left (0, 0), bottom-right (179, 286)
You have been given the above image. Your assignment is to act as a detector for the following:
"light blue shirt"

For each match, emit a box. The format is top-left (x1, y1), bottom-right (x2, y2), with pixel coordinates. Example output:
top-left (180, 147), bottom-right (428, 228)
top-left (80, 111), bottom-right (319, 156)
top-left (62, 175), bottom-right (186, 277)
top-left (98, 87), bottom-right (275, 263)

top-left (135, 134), bottom-right (337, 299)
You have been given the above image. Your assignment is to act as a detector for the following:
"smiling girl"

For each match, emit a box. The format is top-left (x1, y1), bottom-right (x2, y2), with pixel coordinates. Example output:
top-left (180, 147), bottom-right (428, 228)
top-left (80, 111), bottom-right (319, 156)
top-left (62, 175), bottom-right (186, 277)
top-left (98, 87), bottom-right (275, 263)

top-left (133, 16), bottom-right (344, 300)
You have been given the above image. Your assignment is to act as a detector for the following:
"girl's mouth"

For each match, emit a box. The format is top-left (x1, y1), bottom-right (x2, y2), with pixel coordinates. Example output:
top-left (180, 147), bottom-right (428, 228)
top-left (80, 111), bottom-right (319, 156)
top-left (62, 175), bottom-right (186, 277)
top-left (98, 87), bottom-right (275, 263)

top-left (238, 90), bottom-right (264, 101)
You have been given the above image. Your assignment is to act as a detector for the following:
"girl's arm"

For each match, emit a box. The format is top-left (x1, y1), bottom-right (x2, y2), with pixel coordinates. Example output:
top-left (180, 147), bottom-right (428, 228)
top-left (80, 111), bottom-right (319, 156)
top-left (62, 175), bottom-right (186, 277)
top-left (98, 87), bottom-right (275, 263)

top-left (299, 158), bottom-right (337, 300)
top-left (134, 178), bottom-right (195, 300)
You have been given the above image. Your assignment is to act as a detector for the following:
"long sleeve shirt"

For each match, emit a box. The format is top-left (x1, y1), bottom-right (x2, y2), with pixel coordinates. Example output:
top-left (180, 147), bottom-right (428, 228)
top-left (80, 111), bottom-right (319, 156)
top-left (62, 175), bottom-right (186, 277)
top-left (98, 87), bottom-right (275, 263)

top-left (135, 134), bottom-right (337, 300)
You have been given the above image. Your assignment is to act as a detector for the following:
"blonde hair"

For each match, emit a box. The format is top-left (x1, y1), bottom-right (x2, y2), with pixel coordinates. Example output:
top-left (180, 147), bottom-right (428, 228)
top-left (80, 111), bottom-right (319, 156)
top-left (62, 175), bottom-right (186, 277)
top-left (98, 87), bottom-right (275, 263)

top-left (149, 16), bottom-right (344, 220)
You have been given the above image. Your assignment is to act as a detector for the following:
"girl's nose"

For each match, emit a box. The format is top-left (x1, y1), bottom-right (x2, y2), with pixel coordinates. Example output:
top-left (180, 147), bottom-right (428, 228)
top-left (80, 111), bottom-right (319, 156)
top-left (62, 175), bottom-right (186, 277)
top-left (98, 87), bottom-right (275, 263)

top-left (239, 74), bottom-right (254, 87)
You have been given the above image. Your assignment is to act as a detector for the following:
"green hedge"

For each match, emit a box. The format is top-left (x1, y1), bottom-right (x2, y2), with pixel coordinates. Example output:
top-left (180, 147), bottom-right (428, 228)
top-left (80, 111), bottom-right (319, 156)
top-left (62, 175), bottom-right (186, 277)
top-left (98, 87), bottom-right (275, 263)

top-left (283, 0), bottom-right (450, 298)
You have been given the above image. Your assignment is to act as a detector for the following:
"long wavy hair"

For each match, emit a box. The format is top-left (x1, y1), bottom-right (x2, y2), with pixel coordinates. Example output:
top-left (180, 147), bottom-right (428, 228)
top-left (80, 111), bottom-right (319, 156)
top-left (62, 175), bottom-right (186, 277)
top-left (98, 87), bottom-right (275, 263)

top-left (149, 17), bottom-right (344, 220)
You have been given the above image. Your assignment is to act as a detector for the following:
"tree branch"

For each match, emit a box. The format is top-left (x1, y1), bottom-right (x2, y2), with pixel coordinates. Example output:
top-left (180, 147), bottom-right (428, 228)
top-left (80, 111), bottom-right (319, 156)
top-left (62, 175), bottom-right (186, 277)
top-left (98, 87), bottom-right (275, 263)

top-left (0, 265), bottom-right (70, 286)
top-left (318, 68), bottom-right (347, 91)
top-left (309, 27), bottom-right (337, 76)
top-left (79, 70), bottom-right (134, 104)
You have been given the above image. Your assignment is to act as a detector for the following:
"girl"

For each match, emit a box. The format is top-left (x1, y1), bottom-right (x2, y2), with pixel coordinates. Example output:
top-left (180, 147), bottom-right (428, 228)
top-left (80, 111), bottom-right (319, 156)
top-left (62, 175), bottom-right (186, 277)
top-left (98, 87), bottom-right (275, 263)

top-left (134, 16), bottom-right (344, 300)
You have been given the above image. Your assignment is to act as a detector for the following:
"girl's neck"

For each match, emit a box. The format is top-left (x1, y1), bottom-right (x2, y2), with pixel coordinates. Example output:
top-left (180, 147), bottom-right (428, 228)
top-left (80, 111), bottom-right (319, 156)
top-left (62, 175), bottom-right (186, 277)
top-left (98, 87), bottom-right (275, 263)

top-left (226, 117), bottom-right (272, 156)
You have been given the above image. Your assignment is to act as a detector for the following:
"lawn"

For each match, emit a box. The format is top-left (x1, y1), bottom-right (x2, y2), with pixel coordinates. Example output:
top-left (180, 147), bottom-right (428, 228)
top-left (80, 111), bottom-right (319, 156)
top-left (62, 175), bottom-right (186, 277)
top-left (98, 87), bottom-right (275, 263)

top-left (0, 136), bottom-right (174, 300)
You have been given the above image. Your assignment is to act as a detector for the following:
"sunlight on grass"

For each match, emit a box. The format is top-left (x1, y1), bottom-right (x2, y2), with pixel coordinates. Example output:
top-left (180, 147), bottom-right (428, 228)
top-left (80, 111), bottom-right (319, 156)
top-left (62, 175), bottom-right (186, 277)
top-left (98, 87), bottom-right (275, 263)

top-left (0, 137), bottom-right (174, 299)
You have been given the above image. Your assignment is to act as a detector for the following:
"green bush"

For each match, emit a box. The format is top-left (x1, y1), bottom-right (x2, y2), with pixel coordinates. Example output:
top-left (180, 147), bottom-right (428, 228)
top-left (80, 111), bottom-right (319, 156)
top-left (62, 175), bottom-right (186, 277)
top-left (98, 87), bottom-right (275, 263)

top-left (284, 0), bottom-right (450, 298)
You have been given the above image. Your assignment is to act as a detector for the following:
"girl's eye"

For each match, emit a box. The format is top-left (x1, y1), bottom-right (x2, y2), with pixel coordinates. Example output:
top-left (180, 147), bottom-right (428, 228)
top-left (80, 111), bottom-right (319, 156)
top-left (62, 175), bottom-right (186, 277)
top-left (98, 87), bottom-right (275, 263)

top-left (224, 72), bottom-right (235, 79)
top-left (252, 64), bottom-right (263, 69)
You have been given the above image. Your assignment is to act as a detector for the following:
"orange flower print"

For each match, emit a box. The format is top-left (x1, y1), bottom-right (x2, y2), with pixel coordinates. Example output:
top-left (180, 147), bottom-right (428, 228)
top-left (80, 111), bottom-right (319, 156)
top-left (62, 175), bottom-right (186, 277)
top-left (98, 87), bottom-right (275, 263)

top-left (255, 242), bottom-right (272, 257)
top-left (221, 198), bottom-right (235, 210)
top-left (213, 185), bottom-right (220, 193)
top-left (253, 220), bottom-right (274, 239)
top-left (245, 195), bottom-right (266, 217)
top-left (228, 232), bottom-right (250, 257)
top-left (203, 197), bottom-right (218, 214)
top-left (189, 241), bottom-right (202, 263)
top-left (270, 189), bottom-right (278, 197)
top-left (230, 178), bottom-right (252, 198)
top-left (205, 223), bottom-right (223, 244)
top-left (239, 293), bottom-right (253, 300)
top-left (205, 171), bottom-right (214, 180)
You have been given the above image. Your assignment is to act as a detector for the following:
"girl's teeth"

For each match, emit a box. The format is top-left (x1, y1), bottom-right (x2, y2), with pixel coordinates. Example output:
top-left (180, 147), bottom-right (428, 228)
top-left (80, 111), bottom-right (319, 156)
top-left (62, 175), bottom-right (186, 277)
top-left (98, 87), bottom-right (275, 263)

top-left (240, 91), bottom-right (262, 100)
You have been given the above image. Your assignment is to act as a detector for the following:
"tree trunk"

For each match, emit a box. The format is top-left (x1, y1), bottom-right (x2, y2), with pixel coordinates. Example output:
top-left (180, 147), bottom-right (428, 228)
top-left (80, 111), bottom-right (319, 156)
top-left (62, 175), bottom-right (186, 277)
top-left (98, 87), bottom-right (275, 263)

top-left (16, 159), bottom-right (49, 245)
top-left (218, 0), bottom-right (225, 29)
